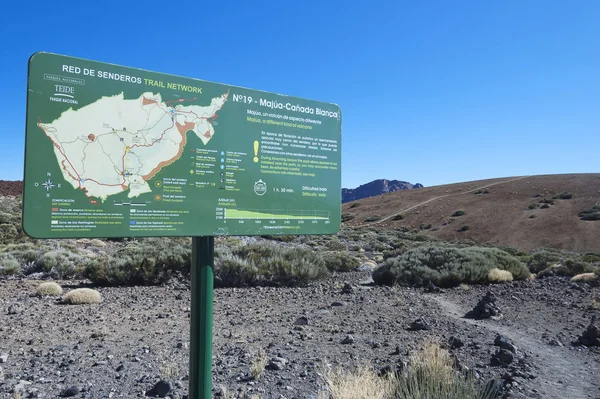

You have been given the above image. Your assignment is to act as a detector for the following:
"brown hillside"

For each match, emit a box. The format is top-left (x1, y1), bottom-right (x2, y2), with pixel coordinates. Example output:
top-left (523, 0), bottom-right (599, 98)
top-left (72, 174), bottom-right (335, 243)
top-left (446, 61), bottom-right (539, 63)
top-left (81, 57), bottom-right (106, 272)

top-left (342, 174), bottom-right (600, 252)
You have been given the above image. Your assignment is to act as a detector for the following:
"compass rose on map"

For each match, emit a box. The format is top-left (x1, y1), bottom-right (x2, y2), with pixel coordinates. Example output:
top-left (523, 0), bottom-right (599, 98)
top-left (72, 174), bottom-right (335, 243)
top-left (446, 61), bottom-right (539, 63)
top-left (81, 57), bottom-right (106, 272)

top-left (34, 173), bottom-right (61, 198)
top-left (42, 179), bottom-right (55, 192)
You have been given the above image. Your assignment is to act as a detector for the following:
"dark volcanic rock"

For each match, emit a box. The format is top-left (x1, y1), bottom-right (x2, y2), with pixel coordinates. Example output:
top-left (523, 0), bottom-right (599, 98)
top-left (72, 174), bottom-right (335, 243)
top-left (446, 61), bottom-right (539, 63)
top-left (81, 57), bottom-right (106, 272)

top-left (266, 357), bottom-right (288, 371)
top-left (448, 336), bottom-right (464, 349)
top-left (466, 291), bottom-right (502, 319)
top-left (341, 283), bottom-right (355, 294)
top-left (491, 349), bottom-right (515, 366)
top-left (408, 318), bottom-right (432, 331)
top-left (146, 380), bottom-right (172, 397)
top-left (425, 281), bottom-right (441, 293)
top-left (59, 386), bottom-right (80, 397)
top-left (494, 334), bottom-right (517, 353)
top-left (577, 317), bottom-right (600, 347)
top-left (341, 179), bottom-right (423, 203)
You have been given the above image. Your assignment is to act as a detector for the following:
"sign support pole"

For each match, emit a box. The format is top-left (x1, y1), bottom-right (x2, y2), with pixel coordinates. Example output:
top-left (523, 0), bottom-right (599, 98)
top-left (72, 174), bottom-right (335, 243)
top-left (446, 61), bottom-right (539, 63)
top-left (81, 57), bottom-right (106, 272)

top-left (189, 236), bottom-right (215, 399)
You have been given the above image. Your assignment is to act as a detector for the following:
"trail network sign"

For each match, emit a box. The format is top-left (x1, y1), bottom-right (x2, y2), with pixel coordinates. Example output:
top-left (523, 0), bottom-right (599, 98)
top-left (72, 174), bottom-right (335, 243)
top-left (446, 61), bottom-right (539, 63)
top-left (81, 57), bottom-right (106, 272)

top-left (23, 52), bottom-right (342, 238)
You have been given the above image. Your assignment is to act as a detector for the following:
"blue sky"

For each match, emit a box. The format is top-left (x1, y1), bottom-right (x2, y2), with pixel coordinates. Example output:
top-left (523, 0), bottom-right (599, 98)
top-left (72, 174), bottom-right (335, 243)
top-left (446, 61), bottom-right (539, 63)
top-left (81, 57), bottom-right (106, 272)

top-left (1, 1), bottom-right (598, 188)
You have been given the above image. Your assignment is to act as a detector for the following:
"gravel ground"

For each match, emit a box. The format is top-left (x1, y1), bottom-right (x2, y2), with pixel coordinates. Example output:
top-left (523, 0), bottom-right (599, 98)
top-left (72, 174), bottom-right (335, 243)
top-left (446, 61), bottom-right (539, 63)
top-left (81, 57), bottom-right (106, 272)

top-left (1, 272), bottom-right (600, 399)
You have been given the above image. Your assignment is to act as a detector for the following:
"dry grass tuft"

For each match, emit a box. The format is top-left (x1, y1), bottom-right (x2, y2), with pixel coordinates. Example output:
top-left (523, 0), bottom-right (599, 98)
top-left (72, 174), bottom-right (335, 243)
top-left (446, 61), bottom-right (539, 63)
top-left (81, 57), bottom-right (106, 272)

top-left (318, 362), bottom-right (395, 399)
top-left (89, 239), bottom-right (107, 247)
top-left (37, 281), bottom-right (63, 296)
top-left (62, 288), bottom-right (102, 304)
top-left (487, 268), bottom-right (513, 283)
top-left (318, 343), bottom-right (499, 399)
top-left (250, 349), bottom-right (268, 380)
top-left (394, 342), bottom-right (499, 398)
top-left (459, 283), bottom-right (471, 291)
top-left (571, 273), bottom-right (598, 282)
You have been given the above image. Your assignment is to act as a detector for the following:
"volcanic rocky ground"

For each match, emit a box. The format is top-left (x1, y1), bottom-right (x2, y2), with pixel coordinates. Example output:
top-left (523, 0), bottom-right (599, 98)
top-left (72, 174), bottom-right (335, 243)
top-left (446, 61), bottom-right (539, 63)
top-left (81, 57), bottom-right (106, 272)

top-left (1, 271), bottom-right (599, 399)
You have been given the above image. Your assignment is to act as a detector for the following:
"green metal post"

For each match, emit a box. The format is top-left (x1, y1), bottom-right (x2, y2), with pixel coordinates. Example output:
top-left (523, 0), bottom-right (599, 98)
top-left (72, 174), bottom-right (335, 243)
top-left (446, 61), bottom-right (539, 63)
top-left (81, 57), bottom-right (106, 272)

top-left (189, 236), bottom-right (214, 399)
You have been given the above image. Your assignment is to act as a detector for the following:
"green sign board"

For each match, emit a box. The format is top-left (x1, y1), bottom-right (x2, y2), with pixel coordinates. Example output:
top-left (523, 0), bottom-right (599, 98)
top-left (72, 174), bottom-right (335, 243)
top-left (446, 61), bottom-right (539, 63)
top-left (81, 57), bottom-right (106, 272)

top-left (23, 52), bottom-right (342, 238)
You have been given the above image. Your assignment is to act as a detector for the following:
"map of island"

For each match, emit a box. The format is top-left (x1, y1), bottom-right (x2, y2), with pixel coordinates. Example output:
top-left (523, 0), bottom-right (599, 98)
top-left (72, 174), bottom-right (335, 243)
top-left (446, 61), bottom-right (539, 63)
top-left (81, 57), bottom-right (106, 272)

top-left (38, 91), bottom-right (229, 201)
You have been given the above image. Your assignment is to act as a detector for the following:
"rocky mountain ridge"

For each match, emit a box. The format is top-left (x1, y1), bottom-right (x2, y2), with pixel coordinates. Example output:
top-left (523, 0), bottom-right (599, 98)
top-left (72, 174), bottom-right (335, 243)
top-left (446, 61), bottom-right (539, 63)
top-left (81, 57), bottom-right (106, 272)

top-left (342, 179), bottom-right (424, 203)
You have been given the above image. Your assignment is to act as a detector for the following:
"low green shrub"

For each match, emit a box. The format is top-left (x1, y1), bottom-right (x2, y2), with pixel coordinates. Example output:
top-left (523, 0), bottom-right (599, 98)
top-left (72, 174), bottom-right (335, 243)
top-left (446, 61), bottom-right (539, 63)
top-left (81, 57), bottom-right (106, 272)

top-left (451, 210), bottom-right (466, 217)
top-left (527, 204), bottom-right (538, 210)
top-left (579, 205), bottom-right (600, 221)
top-left (341, 213), bottom-right (356, 222)
top-left (213, 242), bottom-right (328, 287)
top-left (349, 202), bottom-right (361, 209)
top-left (0, 253), bottom-right (20, 275)
top-left (365, 215), bottom-right (382, 222)
top-left (323, 251), bottom-right (360, 272)
top-left (84, 237), bottom-right (191, 286)
top-left (583, 253), bottom-right (600, 263)
top-left (457, 225), bottom-right (470, 232)
top-left (372, 245), bottom-right (530, 287)
top-left (38, 249), bottom-right (87, 279)
top-left (391, 214), bottom-right (404, 221)
top-left (325, 239), bottom-right (348, 251)
top-left (553, 192), bottom-right (573, 200)
top-left (527, 250), bottom-right (562, 273)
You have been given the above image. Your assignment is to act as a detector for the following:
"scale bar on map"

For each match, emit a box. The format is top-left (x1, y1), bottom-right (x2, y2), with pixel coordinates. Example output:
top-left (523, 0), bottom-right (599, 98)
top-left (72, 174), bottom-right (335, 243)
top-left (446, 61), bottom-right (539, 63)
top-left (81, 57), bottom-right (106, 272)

top-left (114, 202), bottom-right (147, 207)
top-left (224, 209), bottom-right (330, 220)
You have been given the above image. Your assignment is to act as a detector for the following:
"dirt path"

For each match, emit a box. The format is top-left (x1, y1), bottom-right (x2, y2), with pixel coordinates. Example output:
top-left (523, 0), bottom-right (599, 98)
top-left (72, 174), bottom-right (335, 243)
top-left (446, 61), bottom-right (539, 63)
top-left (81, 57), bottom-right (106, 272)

top-left (428, 295), bottom-right (597, 399)
top-left (365, 175), bottom-right (531, 225)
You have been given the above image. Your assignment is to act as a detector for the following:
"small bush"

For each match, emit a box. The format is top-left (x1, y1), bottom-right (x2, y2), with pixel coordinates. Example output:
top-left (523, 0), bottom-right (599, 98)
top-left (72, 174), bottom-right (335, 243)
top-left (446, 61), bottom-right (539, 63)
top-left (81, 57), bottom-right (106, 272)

top-left (38, 249), bottom-right (87, 279)
top-left (391, 214), bottom-right (404, 221)
top-left (571, 273), bottom-right (598, 283)
top-left (84, 237), bottom-right (191, 286)
top-left (0, 253), bottom-right (20, 276)
top-left (538, 198), bottom-right (555, 205)
top-left (487, 268), bottom-right (513, 283)
top-left (0, 224), bottom-right (19, 244)
top-left (349, 202), bottom-right (361, 209)
top-left (540, 204), bottom-right (550, 209)
top-left (457, 225), bottom-right (470, 232)
top-left (451, 210), bottom-right (466, 217)
top-left (323, 252), bottom-right (360, 272)
top-left (583, 253), bottom-right (600, 263)
top-left (365, 215), bottom-right (382, 222)
top-left (341, 213), bottom-right (356, 222)
top-left (319, 363), bottom-right (395, 399)
top-left (553, 192), bottom-right (573, 200)
top-left (250, 350), bottom-right (268, 380)
top-left (527, 204), bottom-right (538, 210)
top-left (527, 251), bottom-right (561, 273)
top-left (579, 205), bottom-right (600, 221)
top-left (37, 281), bottom-right (63, 296)
top-left (62, 288), bottom-right (102, 304)
top-left (537, 264), bottom-right (571, 278)
top-left (392, 343), bottom-right (499, 399)
top-left (213, 242), bottom-right (329, 287)
top-left (326, 239), bottom-right (348, 251)
top-left (372, 246), bottom-right (529, 288)
top-left (89, 239), bottom-right (107, 247)
top-left (474, 189), bottom-right (490, 195)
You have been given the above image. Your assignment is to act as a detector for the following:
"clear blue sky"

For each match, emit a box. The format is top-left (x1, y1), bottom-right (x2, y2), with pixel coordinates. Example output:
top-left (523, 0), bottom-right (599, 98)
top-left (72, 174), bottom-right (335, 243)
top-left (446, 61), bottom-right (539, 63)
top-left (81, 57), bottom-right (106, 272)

top-left (1, 1), bottom-right (598, 188)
